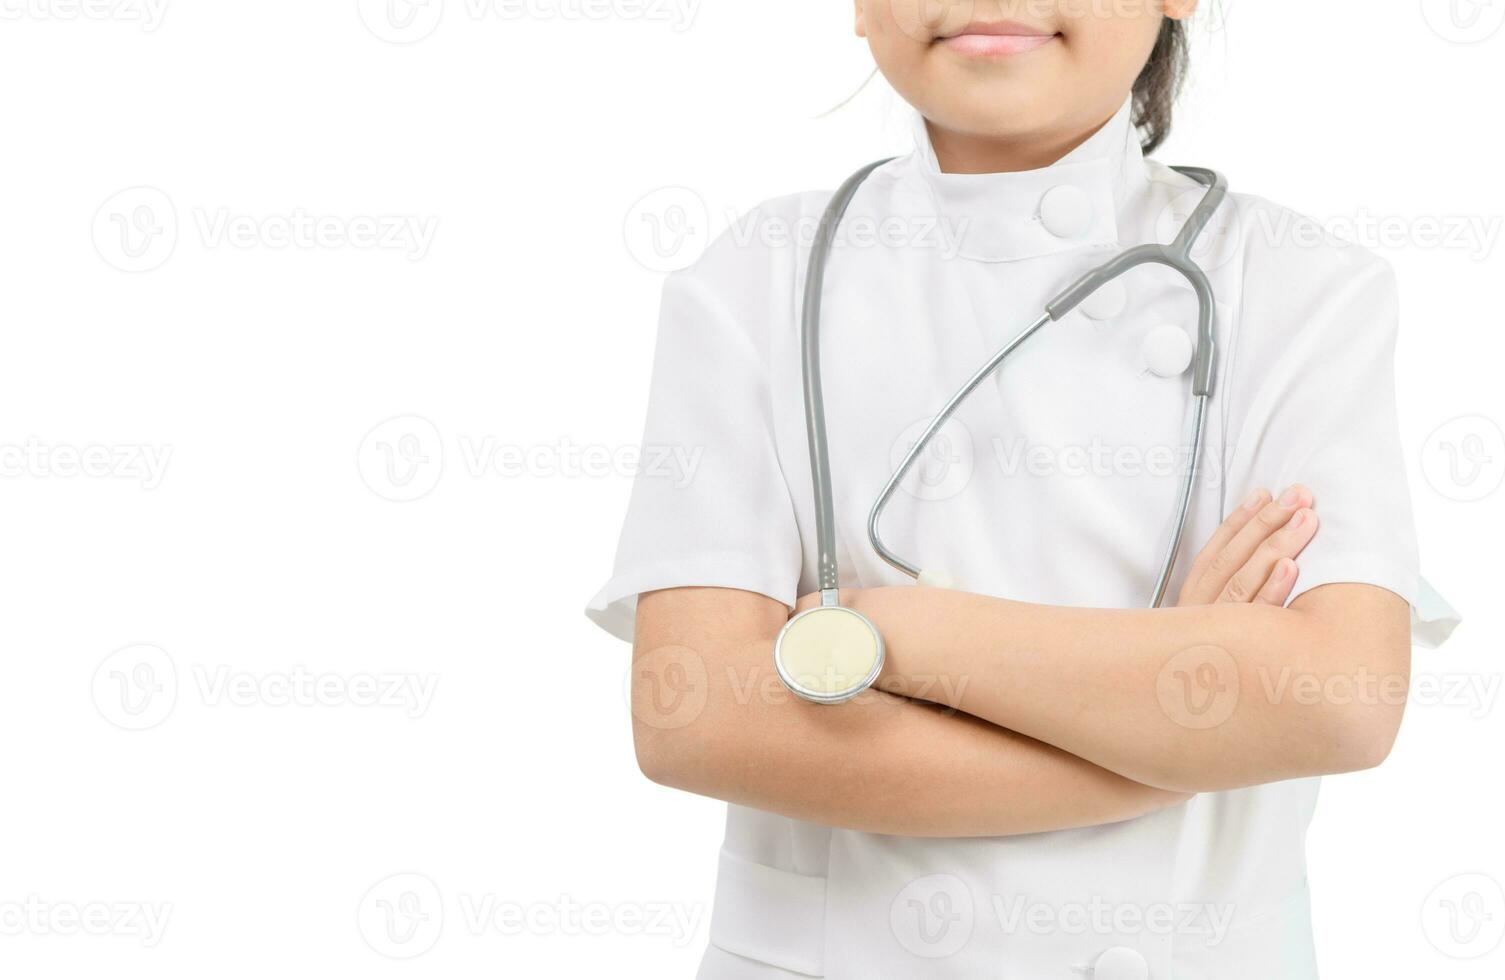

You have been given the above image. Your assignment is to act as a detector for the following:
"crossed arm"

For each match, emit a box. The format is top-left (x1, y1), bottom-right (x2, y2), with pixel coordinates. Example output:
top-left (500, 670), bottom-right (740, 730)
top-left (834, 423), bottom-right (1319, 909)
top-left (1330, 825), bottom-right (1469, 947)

top-left (631, 486), bottom-right (1412, 838)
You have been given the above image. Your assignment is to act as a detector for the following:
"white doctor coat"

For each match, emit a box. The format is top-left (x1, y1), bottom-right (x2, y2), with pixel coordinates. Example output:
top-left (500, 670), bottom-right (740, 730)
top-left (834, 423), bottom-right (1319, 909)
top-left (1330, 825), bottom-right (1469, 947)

top-left (588, 98), bottom-right (1458, 979)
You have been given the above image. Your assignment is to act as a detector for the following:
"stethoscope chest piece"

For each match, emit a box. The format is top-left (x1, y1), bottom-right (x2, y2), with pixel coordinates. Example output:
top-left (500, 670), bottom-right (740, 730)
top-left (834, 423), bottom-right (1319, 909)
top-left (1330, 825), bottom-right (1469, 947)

top-left (773, 604), bottom-right (885, 705)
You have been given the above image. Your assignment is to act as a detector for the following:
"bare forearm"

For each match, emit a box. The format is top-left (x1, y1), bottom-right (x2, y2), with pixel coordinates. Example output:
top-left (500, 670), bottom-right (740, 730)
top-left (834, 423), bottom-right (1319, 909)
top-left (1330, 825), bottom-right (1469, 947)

top-left (633, 588), bottom-right (1187, 837)
top-left (853, 583), bottom-right (1410, 792)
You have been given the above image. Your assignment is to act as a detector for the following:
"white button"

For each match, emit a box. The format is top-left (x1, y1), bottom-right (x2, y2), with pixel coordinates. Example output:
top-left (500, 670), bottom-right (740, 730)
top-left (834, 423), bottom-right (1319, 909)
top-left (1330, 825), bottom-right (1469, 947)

top-left (1141, 324), bottom-right (1194, 377)
top-left (1080, 280), bottom-right (1128, 321)
top-left (1093, 945), bottom-right (1149, 980)
top-left (1039, 184), bottom-right (1093, 239)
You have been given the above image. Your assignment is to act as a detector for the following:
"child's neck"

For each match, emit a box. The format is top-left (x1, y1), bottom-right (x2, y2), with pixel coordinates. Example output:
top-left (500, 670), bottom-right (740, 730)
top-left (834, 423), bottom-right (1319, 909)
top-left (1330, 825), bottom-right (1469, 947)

top-left (925, 113), bottom-right (1113, 175)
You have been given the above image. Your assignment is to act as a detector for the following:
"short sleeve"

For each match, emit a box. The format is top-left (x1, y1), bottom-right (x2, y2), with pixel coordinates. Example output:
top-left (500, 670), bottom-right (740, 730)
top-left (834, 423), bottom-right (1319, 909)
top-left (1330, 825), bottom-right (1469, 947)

top-left (1222, 226), bottom-right (1458, 647)
top-left (584, 236), bottom-right (803, 642)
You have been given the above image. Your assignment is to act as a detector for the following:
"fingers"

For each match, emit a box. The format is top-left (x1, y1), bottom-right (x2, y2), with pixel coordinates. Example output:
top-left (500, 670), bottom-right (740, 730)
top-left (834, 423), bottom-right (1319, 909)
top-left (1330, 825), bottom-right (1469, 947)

top-left (1179, 487), bottom-right (1271, 603)
top-left (1217, 506), bottom-right (1320, 603)
top-left (1178, 484), bottom-right (1317, 607)
top-left (1251, 558), bottom-right (1300, 607)
top-left (1213, 484), bottom-right (1315, 590)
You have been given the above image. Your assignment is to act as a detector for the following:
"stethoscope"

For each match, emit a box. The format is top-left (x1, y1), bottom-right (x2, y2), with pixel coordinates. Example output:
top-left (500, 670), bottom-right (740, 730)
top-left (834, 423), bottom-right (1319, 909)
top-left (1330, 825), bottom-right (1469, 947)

top-left (773, 158), bottom-right (1230, 705)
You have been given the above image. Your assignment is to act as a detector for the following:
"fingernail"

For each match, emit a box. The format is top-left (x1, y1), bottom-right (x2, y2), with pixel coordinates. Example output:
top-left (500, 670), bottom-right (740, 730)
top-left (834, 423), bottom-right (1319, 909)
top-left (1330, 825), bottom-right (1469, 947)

top-left (1290, 509), bottom-right (1308, 529)
top-left (1243, 488), bottom-right (1266, 510)
top-left (1271, 560), bottom-right (1291, 582)
top-left (1279, 486), bottom-right (1302, 507)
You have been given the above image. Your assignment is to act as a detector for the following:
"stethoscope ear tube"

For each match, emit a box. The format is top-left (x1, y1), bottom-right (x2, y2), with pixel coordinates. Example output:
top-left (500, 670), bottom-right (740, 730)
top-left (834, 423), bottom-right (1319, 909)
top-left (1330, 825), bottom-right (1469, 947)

top-left (1047, 166), bottom-right (1225, 397)
top-left (868, 165), bottom-right (1228, 608)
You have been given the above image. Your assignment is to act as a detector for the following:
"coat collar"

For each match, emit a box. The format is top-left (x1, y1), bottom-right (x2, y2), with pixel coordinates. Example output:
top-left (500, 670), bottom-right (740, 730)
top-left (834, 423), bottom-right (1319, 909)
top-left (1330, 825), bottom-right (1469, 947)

top-left (897, 97), bottom-right (1149, 264)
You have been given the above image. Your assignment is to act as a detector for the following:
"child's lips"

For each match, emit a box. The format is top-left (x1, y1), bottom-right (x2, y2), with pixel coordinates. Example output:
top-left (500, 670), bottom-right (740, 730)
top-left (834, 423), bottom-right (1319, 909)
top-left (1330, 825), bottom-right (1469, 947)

top-left (940, 32), bottom-right (1058, 57)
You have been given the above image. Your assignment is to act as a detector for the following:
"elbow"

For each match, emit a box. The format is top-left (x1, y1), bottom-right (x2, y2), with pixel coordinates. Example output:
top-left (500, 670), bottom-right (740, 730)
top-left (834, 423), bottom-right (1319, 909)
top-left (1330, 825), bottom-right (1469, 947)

top-left (1261, 660), bottom-right (1409, 783)
top-left (1142, 657), bottom-right (1409, 794)
top-left (1323, 695), bottom-right (1406, 775)
top-left (631, 713), bottom-right (742, 794)
top-left (1284, 585), bottom-right (1413, 778)
top-left (632, 726), bottom-right (675, 787)
top-left (632, 725), bottom-right (707, 794)
top-left (1319, 635), bottom-right (1411, 775)
top-left (632, 722), bottom-right (701, 790)
top-left (628, 668), bottom-right (734, 792)
top-left (627, 643), bottom-right (713, 790)
top-left (627, 631), bottom-right (777, 796)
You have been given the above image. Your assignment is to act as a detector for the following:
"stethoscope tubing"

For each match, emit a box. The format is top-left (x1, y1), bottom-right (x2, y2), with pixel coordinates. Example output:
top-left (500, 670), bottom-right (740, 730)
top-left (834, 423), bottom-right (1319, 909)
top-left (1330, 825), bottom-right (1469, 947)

top-left (867, 309), bottom-right (1053, 581)
top-left (803, 160), bottom-right (1228, 612)
top-left (800, 157), bottom-right (896, 605)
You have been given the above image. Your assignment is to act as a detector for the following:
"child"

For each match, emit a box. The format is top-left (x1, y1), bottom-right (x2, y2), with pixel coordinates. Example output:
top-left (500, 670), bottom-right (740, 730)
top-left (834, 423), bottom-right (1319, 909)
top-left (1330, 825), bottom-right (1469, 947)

top-left (590, 3), bottom-right (1455, 976)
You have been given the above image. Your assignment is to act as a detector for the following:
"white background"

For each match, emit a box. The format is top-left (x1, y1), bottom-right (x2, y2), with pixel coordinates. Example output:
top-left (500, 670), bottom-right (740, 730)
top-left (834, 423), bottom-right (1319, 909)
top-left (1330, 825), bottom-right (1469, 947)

top-left (1, 1), bottom-right (1501, 977)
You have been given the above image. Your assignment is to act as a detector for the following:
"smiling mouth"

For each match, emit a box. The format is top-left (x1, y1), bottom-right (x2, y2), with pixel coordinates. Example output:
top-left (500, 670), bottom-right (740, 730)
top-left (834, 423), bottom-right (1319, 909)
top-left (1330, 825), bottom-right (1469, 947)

top-left (937, 20), bottom-right (1060, 57)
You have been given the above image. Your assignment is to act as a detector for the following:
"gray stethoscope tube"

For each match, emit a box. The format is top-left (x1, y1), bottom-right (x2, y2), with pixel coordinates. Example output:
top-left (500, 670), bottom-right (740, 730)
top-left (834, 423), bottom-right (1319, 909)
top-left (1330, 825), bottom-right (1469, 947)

top-left (776, 161), bottom-right (1229, 704)
top-left (772, 159), bottom-right (896, 705)
top-left (802, 158), bottom-right (897, 608)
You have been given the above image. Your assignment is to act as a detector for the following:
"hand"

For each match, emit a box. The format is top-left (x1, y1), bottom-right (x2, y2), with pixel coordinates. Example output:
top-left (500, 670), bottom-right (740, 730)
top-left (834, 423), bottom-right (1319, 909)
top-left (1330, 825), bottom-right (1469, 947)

top-left (794, 484), bottom-right (1318, 613)
top-left (1177, 485), bottom-right (1319, 607)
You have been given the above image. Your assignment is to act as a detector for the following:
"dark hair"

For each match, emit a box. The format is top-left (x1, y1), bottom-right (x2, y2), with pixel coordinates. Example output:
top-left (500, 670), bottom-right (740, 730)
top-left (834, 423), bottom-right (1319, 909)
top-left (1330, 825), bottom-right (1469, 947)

top-left (1132, 17), bottom-right (1189, 154)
